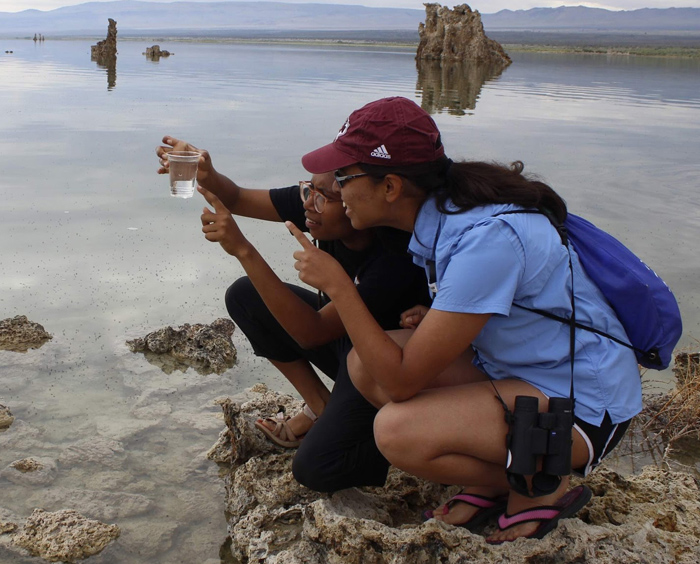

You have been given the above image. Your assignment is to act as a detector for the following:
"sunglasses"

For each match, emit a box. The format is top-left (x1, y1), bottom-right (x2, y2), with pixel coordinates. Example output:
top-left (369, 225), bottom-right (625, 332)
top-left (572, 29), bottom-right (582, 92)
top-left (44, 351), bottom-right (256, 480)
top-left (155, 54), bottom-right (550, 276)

top-left (333, 171), bottom-right (368, 189)
top-left (299, 181), bottom-right (341, 213)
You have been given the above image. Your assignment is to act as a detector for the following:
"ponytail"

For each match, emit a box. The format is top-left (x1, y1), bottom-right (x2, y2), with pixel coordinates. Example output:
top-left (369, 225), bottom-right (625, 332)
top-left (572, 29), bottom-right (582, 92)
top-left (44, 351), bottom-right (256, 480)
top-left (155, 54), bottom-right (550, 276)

top-left (360, 158), bottom-right (567, 223)
top-left (441, 160), bottom-right (567, 223)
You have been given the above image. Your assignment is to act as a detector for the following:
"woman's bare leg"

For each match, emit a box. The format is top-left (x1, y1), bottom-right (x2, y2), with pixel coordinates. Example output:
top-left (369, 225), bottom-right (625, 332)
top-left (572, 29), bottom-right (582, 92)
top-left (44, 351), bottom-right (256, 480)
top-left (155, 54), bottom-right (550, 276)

top-left (257, 359), bottom-right (330, 437)
top-left (374, 378), bottom-right (590, 536)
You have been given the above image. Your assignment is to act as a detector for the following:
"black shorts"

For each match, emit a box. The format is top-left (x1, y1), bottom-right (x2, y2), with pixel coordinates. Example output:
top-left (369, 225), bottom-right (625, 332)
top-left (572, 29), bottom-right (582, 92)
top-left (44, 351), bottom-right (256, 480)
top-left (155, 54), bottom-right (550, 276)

top-left (573, 411), bottom-right (631, 476)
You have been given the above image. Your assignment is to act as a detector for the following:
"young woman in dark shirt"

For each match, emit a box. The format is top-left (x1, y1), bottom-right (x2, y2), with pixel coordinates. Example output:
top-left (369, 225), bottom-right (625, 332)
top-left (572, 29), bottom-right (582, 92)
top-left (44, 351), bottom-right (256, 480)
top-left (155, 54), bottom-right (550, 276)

top-left (156, 137), bottom-right (430, 491)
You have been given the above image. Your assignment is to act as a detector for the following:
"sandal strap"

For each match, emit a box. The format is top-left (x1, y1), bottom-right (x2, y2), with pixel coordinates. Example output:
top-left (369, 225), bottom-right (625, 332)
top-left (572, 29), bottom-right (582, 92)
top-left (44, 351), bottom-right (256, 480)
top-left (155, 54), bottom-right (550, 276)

top-left (497, 506), bottom-right (560, 531)
top-left (260, 415), bottom-right (299, 443)
top-left (302, 403), bottom-right (318, 422)
top-left (448, 493), bottom-right (505, 510)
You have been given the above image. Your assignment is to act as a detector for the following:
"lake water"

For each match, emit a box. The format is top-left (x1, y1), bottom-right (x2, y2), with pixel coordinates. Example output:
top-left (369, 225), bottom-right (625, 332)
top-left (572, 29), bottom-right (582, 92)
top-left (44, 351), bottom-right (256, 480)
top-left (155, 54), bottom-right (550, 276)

top-left (0, 39), bottom-right (699, 562)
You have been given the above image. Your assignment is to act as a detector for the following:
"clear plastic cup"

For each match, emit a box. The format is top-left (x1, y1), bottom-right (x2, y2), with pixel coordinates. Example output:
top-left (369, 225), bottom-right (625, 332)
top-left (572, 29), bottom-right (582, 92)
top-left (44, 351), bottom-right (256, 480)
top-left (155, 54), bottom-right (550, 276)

top-left (167, 151), bottom-right (200, 198)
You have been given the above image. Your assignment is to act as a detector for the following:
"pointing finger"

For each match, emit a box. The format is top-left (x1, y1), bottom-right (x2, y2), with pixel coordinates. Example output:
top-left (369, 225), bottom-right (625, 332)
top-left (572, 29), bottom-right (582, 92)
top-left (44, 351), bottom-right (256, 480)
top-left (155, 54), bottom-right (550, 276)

top-left (285, 221), bottom-right (314, 249)
top-left (198, 186), bottom-right (228, 213)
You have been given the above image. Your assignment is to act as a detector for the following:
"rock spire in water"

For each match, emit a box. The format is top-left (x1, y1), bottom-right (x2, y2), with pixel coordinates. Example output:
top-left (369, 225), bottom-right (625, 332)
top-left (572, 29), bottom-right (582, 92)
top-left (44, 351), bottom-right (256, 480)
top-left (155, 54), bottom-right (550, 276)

top-left (417, 3), bottom-right (511, 66)
top-left (91, 18), bottom-right (117, 61)
top-left (91, 19), bottom-right (117, 89)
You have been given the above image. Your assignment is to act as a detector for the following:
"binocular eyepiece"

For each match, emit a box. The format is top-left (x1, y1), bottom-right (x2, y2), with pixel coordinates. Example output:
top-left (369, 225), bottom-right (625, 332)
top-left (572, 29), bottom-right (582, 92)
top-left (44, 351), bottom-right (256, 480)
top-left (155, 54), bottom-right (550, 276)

top-left (505, 395), bottom-right (574, 497)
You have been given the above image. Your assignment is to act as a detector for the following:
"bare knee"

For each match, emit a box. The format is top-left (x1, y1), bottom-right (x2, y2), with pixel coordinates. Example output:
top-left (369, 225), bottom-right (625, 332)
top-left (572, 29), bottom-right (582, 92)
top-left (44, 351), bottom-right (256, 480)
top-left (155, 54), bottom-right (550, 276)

top-left (373, 403), bottom-right (412, 465)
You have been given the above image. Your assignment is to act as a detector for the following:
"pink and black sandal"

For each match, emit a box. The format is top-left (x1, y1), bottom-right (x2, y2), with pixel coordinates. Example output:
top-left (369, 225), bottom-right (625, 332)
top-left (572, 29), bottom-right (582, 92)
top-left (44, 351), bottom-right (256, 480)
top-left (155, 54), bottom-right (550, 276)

top-left (423, 492), bottom-right (508, 531)
top-left (487, 485), bottom-right (592, 544)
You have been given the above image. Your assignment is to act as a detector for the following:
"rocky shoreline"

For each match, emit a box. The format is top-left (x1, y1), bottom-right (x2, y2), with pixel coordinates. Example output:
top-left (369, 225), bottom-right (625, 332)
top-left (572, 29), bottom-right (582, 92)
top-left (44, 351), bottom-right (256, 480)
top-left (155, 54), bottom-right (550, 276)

top-left (1, 317), bottom-right (234, 562)
top-left (2, 316), bottom-right (700, 562)
top-left (209, 385), bottom-right (700, 563)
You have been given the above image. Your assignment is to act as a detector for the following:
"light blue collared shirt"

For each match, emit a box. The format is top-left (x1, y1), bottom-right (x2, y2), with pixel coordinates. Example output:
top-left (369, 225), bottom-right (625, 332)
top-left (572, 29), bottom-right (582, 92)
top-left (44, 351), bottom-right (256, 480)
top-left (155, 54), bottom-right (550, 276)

top-left (409, 197), bottom-right (642, 426)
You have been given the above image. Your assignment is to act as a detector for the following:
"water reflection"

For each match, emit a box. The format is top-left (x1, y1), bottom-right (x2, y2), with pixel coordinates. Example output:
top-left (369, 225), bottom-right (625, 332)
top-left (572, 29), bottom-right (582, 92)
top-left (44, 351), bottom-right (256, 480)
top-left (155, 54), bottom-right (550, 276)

top-left (136, 350), bottom-right (210, 375)
top-left (2, 40), bottom-right (699, 563)
top-left (416, 59), bottom-right (507, 115)
top-left (92, 55), bottom-right (117, 90)
top-left (91, 18), bottom-right (118, 90)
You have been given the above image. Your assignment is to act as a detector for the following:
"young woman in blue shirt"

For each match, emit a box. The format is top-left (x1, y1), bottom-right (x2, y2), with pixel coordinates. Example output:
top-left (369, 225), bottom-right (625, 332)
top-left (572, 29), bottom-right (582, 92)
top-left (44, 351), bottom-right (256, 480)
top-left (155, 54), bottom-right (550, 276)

top-left (286, 96), bottom-right (642, 543)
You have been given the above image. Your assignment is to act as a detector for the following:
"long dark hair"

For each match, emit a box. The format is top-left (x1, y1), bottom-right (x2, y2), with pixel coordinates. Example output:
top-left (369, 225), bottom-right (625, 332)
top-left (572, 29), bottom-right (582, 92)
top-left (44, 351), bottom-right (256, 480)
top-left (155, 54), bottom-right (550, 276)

top-left (360, 157), bottom-right (567, 224)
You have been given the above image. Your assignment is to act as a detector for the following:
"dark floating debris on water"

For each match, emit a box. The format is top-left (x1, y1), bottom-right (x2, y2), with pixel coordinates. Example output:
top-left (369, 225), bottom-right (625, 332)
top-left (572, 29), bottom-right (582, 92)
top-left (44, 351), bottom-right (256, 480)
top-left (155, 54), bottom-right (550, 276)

top-left (0, 315), bottom-right (53, 353)
top-left (126, 318), bottom-right (237, 375)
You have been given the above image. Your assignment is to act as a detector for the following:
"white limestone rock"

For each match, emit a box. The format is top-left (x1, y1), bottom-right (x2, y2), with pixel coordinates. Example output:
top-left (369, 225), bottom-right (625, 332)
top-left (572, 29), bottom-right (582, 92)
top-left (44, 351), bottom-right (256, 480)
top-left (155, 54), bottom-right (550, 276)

top-left (11, 508), bottom-right (119, 563)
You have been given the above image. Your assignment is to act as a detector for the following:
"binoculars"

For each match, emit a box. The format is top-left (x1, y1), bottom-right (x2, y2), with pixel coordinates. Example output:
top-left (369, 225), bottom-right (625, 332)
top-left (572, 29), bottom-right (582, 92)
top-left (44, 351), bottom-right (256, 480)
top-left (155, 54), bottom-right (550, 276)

top-left (505, 395), bottom-right (574, 497)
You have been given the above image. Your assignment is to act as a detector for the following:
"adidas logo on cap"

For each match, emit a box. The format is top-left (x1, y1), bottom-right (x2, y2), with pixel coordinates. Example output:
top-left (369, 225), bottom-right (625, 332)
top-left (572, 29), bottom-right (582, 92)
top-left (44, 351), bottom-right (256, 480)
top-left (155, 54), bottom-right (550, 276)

top-left (370, 145), bottom-right (391, 159)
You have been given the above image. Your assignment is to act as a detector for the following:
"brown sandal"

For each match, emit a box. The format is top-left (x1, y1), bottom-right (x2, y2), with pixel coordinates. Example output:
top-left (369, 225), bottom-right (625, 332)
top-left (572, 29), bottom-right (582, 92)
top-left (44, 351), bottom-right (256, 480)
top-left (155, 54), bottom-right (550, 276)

top-left (255, 404), bottom-right (318, 448)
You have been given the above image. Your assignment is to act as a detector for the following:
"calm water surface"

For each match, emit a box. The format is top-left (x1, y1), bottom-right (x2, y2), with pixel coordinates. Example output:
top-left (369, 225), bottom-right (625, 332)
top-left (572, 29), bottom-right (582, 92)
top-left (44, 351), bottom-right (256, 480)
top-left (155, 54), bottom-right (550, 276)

top-left (0, 40), bottom-right (699, 562)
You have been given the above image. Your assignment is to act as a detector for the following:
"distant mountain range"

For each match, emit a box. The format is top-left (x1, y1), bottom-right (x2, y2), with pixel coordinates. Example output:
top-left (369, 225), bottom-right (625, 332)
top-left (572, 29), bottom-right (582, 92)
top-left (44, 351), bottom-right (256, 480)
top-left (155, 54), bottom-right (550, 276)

top-left (1, 2), bottom-right (699, 37)
top-left (486, 6), bottom-right (700, 31)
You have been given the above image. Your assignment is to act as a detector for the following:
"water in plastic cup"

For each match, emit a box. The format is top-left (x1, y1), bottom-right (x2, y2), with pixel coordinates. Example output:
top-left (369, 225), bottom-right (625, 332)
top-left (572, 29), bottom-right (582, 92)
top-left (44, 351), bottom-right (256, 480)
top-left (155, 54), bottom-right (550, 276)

top-left (167, 151), bottom-right (200, 198)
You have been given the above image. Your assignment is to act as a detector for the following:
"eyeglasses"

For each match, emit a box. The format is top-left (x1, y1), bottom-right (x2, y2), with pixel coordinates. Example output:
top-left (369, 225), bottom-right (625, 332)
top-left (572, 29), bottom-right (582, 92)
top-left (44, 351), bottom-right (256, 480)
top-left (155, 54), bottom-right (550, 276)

top-left (299, 181), bottom-right (340, 213)
top-left (334, 171), bottom-right (368, 189)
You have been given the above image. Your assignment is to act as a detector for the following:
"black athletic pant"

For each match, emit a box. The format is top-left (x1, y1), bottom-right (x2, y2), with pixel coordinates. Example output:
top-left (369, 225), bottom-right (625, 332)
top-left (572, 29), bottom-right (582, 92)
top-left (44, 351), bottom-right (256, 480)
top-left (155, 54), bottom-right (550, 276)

top-left (225, 277), bottom-right (390, 492)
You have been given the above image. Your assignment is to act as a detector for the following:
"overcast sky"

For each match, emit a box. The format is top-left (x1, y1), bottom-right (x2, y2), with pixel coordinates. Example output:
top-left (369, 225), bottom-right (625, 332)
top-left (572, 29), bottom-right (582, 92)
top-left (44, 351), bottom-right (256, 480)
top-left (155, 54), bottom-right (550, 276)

top-left (1, 1), bottom-right (698, 14)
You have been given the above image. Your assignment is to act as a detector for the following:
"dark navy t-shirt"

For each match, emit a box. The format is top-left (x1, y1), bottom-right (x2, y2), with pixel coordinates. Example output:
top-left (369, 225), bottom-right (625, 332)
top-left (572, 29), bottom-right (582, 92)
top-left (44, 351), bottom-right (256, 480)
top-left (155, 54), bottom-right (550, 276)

top-left (269, 186), bottom-right (431, 331)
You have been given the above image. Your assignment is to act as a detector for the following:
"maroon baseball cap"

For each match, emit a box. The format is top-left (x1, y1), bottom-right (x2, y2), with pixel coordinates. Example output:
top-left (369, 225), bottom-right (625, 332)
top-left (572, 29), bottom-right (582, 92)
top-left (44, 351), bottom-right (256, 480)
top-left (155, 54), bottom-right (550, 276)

top-left (302, 96), bottom-right (445, 173)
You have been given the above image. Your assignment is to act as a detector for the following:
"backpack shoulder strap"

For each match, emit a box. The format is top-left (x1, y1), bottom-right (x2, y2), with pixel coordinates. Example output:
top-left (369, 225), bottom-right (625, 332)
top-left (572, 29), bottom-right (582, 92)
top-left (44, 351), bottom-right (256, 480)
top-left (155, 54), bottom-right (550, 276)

top-left (493, 208), bottom-right (568, 246)
top-left (494, 208), bottom-right (644, 360)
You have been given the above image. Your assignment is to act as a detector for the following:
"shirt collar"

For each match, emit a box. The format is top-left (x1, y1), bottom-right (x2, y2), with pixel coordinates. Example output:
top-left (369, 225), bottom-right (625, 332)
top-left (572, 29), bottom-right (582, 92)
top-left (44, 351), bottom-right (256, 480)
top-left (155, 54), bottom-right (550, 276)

top-left (408, 197), bottom-right (442, 260)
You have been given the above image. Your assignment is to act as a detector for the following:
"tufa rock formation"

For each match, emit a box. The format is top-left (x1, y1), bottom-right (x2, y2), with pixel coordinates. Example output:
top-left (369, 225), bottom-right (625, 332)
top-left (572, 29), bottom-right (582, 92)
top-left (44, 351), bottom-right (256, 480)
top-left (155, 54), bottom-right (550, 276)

top-left (91, 18), bottom-right (117, 61)
top-left (1, 457), bottom-right (58, 486)
top-left (212, 386), bottom-right (700, 563)
top-left (0, 404), bottom-right (14, 430)
top-left (10, 509), bottom-right (120, 562)
top-left (0, 316), bottom-right (52, 352)
top-left (126, 318), bottom-right (237, 374)
top-left (143, 45), bottom-right (173, 61)
top-left (91, 19), bottom-right (117, 90)
top-left (417, 3), bottom-right (511, 66)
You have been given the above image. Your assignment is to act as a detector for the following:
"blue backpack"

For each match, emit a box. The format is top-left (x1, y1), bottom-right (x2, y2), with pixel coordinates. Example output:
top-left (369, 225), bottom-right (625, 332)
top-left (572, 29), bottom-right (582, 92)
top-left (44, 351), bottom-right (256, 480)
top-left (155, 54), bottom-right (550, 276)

top-left (499, 211), bottom-right (683, 370)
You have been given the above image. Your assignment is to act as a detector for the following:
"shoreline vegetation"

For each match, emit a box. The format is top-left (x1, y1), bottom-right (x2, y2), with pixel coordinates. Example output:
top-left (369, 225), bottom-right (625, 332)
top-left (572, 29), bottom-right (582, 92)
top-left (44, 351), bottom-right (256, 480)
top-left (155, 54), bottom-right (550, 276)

top-left (130, 36), bottom-right (700, 59)
top-left (5, 30), bottom-right (700, 58)
top-left (506, 45), bottom-right (700, 58)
